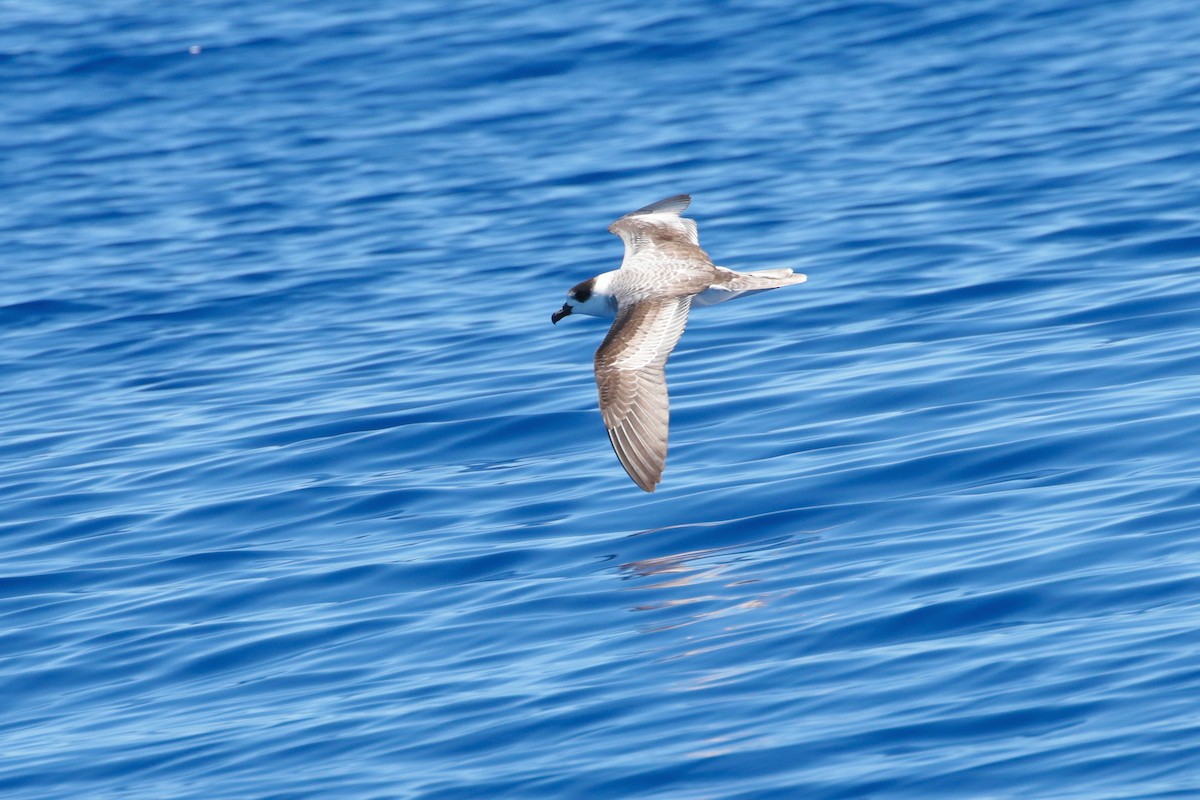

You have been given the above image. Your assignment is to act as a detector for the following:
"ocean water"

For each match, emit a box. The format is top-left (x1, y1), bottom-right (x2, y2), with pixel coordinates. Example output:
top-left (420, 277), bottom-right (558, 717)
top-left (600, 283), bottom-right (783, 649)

top-left (4, 0), bottom-right (1200, 797)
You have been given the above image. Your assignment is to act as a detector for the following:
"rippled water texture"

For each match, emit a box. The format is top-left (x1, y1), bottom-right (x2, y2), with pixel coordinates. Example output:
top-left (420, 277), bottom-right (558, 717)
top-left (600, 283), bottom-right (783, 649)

top-left (4, 1), bottom-right (1200, 797)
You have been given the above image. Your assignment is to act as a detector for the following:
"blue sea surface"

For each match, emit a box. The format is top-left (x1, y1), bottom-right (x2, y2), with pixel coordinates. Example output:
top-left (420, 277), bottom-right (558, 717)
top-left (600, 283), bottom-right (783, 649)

top-left (4, 1), bottom-right (1200, 797)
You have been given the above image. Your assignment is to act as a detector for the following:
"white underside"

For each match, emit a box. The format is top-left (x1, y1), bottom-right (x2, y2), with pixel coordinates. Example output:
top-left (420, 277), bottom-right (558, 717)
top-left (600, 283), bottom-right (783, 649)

top-left (693, 285), bottom-right (772, 306)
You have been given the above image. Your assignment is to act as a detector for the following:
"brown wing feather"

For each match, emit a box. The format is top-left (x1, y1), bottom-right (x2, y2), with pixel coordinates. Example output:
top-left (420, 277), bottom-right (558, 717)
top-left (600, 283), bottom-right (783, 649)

top-left (593, 296), bottom-right (692, 492)
top-left (608, 194), bottom-right (702, 258)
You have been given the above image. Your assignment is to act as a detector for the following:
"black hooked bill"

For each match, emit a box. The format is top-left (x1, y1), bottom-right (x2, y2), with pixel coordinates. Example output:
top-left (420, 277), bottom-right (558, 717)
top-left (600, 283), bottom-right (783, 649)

top-left (551, 303), bottom-right (572, 324)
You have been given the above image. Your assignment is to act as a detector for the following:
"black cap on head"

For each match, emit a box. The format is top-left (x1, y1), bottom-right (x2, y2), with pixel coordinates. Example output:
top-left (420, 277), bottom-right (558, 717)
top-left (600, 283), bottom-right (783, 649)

top-left (568, 278), bottom-right (594, 304)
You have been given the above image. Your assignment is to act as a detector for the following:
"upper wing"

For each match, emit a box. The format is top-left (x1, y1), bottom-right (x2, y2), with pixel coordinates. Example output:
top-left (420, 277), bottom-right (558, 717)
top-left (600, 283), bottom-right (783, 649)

top-left (593, 295), bottom-right (692, 492)
top-left (608, 194), bottom-right (703, 262)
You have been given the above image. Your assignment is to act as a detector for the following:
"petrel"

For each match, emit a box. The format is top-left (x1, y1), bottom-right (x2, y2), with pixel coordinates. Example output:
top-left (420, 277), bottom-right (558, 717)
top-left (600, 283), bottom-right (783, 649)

top-left (552, 194), bottom-right (807, 492)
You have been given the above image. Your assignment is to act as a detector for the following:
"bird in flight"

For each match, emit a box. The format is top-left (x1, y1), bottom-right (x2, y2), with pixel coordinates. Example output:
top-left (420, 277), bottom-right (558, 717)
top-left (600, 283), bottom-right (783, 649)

top-left (552, 194), bottom-right (807, 492)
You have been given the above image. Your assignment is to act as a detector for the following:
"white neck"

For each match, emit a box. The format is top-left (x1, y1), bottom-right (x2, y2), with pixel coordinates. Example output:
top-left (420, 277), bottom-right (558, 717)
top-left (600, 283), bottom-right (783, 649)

top-left (592, 270), bottom-right (617, 296)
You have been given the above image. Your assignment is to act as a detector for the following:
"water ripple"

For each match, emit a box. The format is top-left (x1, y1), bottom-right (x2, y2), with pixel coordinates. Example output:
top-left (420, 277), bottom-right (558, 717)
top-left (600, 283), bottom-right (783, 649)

top-left (3, 0), bottom-right (1200, 798)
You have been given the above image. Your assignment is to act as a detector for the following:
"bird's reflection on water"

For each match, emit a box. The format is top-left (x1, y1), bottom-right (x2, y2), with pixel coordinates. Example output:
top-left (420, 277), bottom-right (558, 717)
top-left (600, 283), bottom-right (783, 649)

top-left (617, 534), bottom-right (807, 630)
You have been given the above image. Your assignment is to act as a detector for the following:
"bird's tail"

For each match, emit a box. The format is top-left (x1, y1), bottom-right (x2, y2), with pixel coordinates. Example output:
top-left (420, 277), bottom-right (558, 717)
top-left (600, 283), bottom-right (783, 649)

top-left (694, 267), bottom-right (807, 306)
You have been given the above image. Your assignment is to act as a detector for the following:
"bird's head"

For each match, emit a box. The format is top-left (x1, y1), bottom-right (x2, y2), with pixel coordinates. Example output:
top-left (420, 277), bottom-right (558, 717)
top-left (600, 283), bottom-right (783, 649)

top-left (551, 275), bottom-right (617, 324)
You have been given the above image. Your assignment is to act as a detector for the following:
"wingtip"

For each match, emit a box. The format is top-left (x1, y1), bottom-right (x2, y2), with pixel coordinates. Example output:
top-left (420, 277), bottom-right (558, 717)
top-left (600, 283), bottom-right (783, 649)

top-left (626, 194), bottom-right (692, 218)
top-left (627, 463), bottom-right (662, 493)
top-left (606, 426), bottom-right (665, 493)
